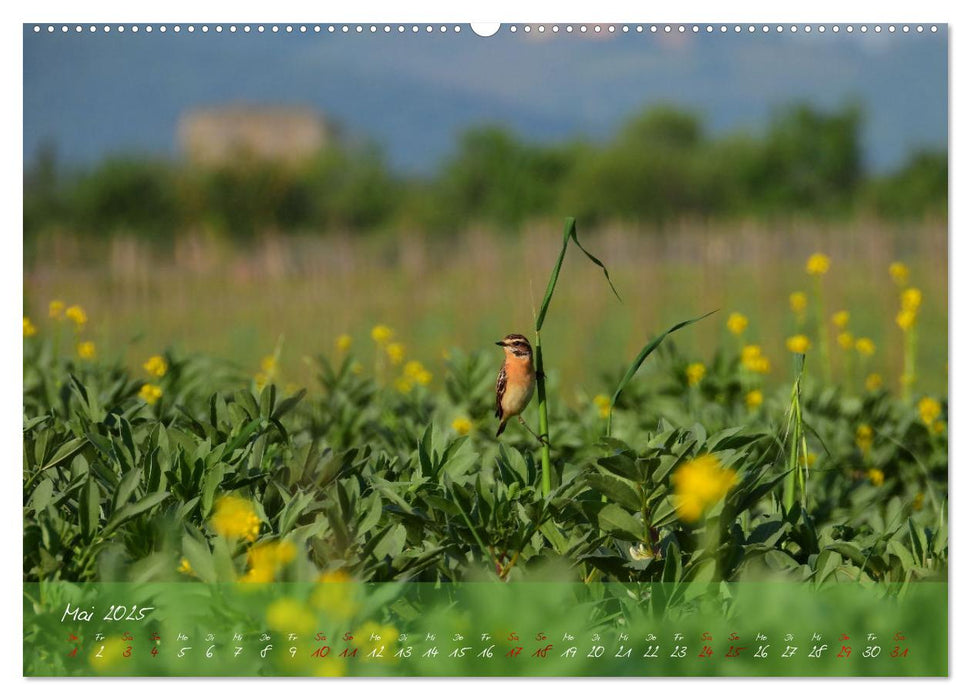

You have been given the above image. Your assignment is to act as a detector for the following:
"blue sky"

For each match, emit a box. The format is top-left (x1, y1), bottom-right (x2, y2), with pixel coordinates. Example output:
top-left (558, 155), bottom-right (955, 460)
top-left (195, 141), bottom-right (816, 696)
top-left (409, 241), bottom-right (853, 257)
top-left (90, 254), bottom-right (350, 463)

top-left (23, 25), bottom-right (948, 174)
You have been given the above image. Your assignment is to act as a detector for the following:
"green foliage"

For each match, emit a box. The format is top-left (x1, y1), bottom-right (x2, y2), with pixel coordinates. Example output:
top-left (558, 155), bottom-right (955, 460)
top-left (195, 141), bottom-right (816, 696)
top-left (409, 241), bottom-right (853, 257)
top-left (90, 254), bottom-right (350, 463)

top-left (23, 324), bottom-right (947, 589)
top-left (23, 102), bottom-right (946, 242)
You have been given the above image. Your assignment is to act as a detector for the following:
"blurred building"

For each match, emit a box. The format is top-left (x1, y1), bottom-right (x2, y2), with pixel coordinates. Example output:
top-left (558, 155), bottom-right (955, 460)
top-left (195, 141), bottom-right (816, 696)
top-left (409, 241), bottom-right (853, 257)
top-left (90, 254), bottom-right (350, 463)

top-left (177, 105), bottom-right (330, 166)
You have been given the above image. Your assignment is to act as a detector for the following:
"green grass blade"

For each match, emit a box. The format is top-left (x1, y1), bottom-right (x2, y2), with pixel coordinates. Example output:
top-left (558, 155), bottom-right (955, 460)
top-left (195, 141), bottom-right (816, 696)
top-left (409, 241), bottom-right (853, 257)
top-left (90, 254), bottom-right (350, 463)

top-left (609, 310), bottom-right (717, 409)
top-left (535, 217), bottom-right (620, 332)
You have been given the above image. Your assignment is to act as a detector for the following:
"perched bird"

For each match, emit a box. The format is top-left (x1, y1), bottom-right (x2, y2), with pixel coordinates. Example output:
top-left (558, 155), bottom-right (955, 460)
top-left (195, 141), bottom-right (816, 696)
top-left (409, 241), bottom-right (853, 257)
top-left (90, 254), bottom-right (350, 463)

top-left (494, 333), bottom-right (539, 439)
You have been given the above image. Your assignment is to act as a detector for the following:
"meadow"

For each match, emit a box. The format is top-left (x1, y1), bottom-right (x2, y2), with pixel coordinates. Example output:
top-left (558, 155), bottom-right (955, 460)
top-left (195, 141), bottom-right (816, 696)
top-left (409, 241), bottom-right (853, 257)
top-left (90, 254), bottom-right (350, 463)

top-left (22, 217), bottom-right (948, 589)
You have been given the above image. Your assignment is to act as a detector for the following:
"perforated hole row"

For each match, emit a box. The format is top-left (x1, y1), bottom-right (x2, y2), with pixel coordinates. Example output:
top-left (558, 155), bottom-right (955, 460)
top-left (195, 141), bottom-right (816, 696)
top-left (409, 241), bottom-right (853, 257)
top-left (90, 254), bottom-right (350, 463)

top-left (31, 24), bottom-right (940, 35)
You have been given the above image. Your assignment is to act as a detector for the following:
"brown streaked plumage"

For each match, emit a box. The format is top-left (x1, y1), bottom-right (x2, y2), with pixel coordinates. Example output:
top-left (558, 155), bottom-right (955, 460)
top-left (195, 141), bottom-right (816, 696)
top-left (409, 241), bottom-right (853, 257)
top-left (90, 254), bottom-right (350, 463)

top-left (494, 333), bottom-right (536, 437)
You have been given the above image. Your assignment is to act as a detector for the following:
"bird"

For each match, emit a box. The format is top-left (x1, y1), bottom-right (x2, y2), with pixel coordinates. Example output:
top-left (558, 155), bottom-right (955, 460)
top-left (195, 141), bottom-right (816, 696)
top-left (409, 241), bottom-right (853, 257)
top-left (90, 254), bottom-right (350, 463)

top-left (494, 333), bottom-right (542, 440)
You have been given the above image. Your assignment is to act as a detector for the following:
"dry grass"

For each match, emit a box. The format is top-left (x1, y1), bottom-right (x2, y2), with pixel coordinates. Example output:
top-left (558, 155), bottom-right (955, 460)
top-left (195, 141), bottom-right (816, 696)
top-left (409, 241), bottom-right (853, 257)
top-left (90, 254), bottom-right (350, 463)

top-left (24, 217), bottom-right (947, 398)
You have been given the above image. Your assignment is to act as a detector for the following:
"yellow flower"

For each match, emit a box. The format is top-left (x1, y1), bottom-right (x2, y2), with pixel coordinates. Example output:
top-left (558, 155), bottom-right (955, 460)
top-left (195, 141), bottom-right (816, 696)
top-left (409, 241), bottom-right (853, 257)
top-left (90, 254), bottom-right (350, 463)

top-left (745, 389), bottom-right (763, 409)
top-left (451, 417), bottom-right (473, 435)
top-left (918, 397), bottom-right (942, 427)
top-left (786, 334), bottom-right (811, 354)
top-left (896, 309), bottom-right (916, 331)
top-left (726, 312), bottom-right (748, 336)
top-left (385, 342), bottom-right (406, 365)
top-left (806, 253), bottom-right (831, 276)
top-left (856, 424), bottom-right (873, 455)
top-left (177, 558), bottom-right (194, 575)
top-left (65, 304), bottom-right (87, 327)
top-left (77, 341), bottom-right (96, 360)
top-left (48, 300), bottom-right (65, 320)
top-left (889, 261), bottom-right (910, 286)
top-left (394, 377), bottom-right (413, 394)
top-left (900, 288), bottom-right (922, 313)
top-left (260, 355), bottom-right (277, 374)
top-left (210, 495), bottom-right (260, 542)
top-left (89, 636), bottom-right (127, 671)
top-left (672, 454), bottom-right (737, 523)
top-left (593, 394), bottom-right (611, 419)
top-left (138, 383), bottom-right (163, 404)
top-left (831, 310), bottom-right (850, 329)
top-left (932, 420), bottom-right (945, 435)
top-left (371, 325), bottom-right (394, 344)
top-left (254, 373), bottom-right (268, 391)
top-left (867, 469), bottom-right (885, 487)
top-left (855, 337), bottom-right (875, 357)
top-left (240, 540), bottom-right (297, 583)
top-left (800, 452), bottom-right (817, 468)
top-left (865, 373), bottom-right (883, 392)
top-left (335, 334), bottom-right (352, 353)
top-left (685, 362), bottom-right (706, 387)
top-left (23, 317), bottom-right (37, 337)
top-left (266, 598), bottom-right (316, 635)
top-left (789, 291), bottom-right (808, 314)
top-left (740, 345), bottom-right (770, 374)
top-left (403, 360), bottom-right (432, 386)
top-left (837, 332), bottom-right (854, 350)
top-left (912, 492), bottom-right (925, 511)
top-left (143, 355), bottom-right (168, 378)
top-left (354, 620), bottom-right (400, 659)
top-left (311, 570), bottom-right (359, 619)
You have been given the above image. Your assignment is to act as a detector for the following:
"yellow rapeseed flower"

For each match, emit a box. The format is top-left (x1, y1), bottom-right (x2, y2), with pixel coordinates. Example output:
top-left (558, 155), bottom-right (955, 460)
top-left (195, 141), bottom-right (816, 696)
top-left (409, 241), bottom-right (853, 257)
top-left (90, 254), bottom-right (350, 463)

top-left (685, 362), bottom-right (705, 387)
top-left (867, 469), bottom-right (885, 487)
top-left (138, 383), bottom-right (162, 404)
top-left (77, 341), bottom-right (96, 360)
top-left (832, 310), bottom-right (850, 329)
top-left (593, 394), bottom-right (611, 419)
top-left (896, 309), bottom-right (916, 331)
top-left (865, 373), bottom-right (883, 392)
top-left (65, 304), bottom-right (87, 327)
top-left (889, 261), bottom-right (910, 286)
top-left (806, 253), bottom-right (831, 276)
top-left (837, 332), bottom-right (854, 350)
top-left (918, 397), bottom-right (942, 427)
top-left (23, 317), bottom-right (37, 337)
top-left (789, 291), bottom-right (808, 314)
top-left (900, 288), bottom-right (922, 312)
top-left (416, 370), bottom-right (432, 386)
top-left (745, 389), bottom-right (763, 409)
top-left (786, 334), bottom-right (811, 354)
top-left (855, 337), bottom-right (876, 357)
top-left (49, 300), bottom-right (65, 320)
top-left (371, 325), bottom-right (394, 344)
top-left (239, 540), bottom-right (297, 583)
top-left (672, 454), bottom-right (738, 523)
top-left (856, 424), bottom-right (873, 455)
top-left (336, 334), bottom-right (352, 353)
top-left (210, 495), bottom-right (260, 542)
top-left (143, 355), bottom-right (168, 378)
top-left (394, 377), bottom-right (413, 394)
top-left (726, 312), bottom-right (748, 336)
top-left (386, 342), bottom-right (406, 365)
top-left (451, 416), bottom-right (473, 435)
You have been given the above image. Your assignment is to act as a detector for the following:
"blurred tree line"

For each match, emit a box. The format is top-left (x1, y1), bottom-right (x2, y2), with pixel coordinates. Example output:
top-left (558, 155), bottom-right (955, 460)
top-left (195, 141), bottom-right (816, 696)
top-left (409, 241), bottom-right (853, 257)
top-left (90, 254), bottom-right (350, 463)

top-left (23, 102), bottom-right (947, 240)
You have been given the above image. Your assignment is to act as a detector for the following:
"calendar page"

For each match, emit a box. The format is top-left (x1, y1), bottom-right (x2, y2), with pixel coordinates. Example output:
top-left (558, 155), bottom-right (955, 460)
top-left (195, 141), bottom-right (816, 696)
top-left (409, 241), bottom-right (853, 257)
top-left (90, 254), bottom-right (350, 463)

top-left (22, 20), bottom-right (948, 678)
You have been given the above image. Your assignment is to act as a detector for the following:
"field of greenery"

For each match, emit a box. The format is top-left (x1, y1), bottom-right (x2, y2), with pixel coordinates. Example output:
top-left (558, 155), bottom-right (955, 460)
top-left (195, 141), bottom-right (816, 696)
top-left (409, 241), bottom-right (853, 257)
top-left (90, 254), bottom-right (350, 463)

top-left (22, 222), bottom-right (947, 591)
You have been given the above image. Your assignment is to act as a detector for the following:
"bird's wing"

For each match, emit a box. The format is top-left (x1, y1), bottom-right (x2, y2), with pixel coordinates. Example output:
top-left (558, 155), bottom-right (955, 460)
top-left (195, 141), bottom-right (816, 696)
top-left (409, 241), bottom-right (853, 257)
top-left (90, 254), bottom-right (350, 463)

top-left (495, 363), bottom-right (507, 419)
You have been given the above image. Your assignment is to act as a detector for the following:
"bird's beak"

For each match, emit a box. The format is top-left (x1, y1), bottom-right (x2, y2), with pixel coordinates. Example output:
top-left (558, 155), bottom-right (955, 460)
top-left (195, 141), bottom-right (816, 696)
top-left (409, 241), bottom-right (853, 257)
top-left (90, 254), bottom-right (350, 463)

top-left (495, 341), bottom-right (505, 346)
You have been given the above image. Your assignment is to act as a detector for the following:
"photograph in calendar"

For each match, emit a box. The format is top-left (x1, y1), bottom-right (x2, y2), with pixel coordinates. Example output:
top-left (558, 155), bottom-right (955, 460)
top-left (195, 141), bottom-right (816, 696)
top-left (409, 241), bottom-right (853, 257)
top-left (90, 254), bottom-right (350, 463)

top-left (22, 23), bottom-right (947, 676)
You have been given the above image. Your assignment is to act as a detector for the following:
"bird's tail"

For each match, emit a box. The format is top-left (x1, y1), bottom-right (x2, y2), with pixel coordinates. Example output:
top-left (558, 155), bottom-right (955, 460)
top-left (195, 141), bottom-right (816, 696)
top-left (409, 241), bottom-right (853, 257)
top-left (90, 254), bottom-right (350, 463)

top-left (496, 420), bottom-right (507, 438)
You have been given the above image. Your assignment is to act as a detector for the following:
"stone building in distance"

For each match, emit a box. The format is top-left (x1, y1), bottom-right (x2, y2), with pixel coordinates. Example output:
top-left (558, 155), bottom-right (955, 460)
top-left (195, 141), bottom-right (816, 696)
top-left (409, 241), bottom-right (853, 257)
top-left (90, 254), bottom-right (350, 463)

top-left (177, 105), bottom-right (330, 167)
